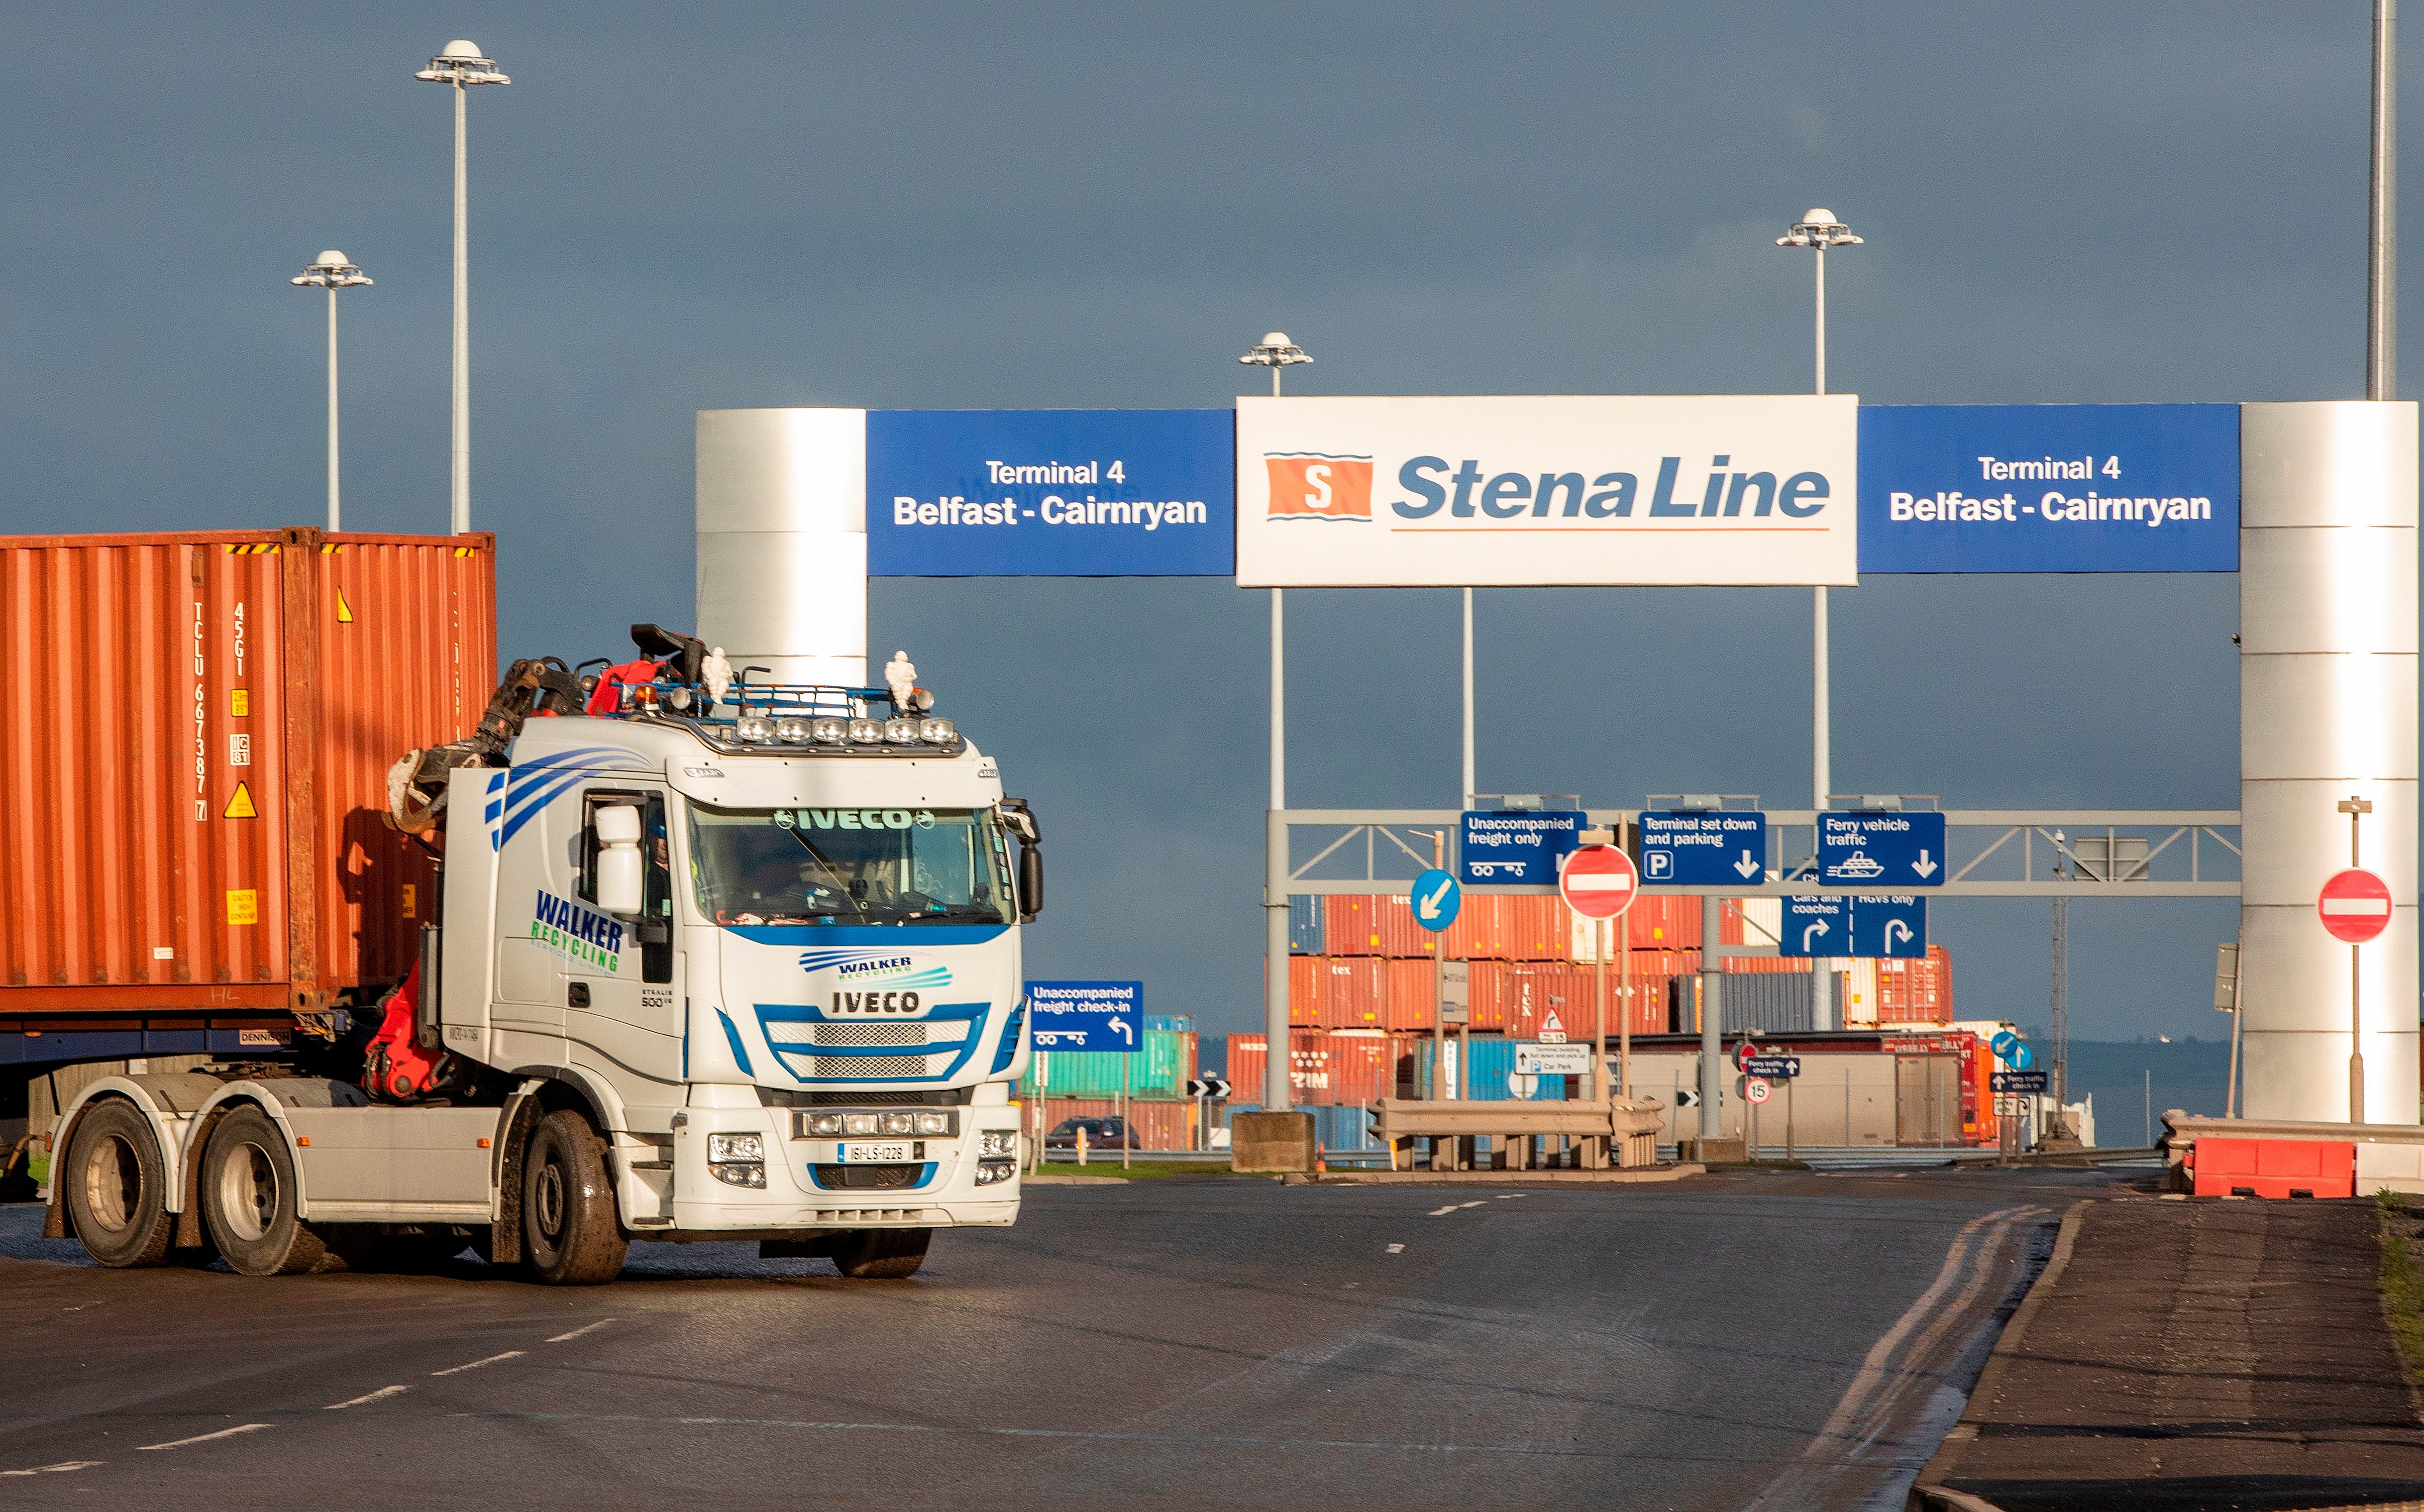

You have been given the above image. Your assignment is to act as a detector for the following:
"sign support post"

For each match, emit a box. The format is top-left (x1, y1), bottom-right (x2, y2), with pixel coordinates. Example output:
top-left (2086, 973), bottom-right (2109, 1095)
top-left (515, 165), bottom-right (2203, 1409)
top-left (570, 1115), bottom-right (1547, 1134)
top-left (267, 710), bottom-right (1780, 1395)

top-left (2336, 795), bottom-right (2379, 1123)
top-left (1560, 833), bottom-right (1638, 1168)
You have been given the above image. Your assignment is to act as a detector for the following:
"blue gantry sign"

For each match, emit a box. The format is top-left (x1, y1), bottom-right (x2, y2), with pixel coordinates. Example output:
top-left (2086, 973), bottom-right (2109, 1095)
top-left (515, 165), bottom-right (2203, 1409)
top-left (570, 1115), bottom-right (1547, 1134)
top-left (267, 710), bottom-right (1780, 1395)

top-left (1024, 981), bottom-right (1144, 1052)
top-left (1638, 811), bottom-right (1768, 886)
top-left (866, 409), bottom-right (1236, 576)
top-left (1858, 404), bottom-right (2239, 574)
top-left (1819, 812), bottom-right (1948, 888)
top-left (1782, 895), bottom-right (1850, 956)
top-left (1459, 809), bottom-right (1584, 887)
top-left (1849, 895), bottom-right (1928, 958)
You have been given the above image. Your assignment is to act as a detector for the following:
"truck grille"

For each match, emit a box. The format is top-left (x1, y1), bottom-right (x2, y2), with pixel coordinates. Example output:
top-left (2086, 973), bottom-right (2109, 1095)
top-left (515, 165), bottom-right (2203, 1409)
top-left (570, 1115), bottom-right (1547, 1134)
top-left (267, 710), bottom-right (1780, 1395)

top-left (814, 1163), bottom-right (921, 1189)
top-left (815, 1054), bottom-right (926, 1077)
top-left (812, 1022), bottom-right (925, 1047)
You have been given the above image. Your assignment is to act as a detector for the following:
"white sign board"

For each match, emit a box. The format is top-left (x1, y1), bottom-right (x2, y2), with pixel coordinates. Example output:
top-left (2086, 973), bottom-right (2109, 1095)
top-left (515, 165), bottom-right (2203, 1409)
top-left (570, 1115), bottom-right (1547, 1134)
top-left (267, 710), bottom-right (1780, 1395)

top-left (1516, 1042), bottom-right (1593, 1075)
top-left (1234, 394), bottom-right (1858, 587)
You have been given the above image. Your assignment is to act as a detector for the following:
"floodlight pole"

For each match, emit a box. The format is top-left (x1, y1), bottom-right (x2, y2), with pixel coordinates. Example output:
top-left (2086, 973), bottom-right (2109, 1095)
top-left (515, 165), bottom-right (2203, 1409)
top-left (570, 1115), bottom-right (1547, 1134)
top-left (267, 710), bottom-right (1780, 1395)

top-left (2372, 0), bottom-right (2398, 402)
top-left (291, 254), bottom-right (371, 532)
top-left (1242, 333), bottom-right (1310, 1114)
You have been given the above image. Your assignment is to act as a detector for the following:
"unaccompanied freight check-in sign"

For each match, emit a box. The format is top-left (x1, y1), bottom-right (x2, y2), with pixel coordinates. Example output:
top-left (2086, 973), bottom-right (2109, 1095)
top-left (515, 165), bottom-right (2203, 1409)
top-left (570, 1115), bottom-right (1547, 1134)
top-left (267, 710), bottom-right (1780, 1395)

top-left (1233, 395), bottom-right (1858, 587)
top-left (1858, 404), bottom-right (2239, 573)
top-left (866, 410), bottom-right (1235, 576)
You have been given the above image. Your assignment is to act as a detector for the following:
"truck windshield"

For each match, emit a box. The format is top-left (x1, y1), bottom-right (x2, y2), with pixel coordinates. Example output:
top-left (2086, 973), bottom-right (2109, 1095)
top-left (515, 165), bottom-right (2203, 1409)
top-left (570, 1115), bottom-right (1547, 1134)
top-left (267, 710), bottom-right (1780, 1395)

top-left (687, 804), bottom-right (1015, 927)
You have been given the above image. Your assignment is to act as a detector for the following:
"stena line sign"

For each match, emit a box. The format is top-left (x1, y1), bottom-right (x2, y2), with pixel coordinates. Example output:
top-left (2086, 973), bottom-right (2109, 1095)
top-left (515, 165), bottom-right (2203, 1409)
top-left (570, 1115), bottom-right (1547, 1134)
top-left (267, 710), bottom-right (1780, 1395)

top-left (1233, 394), bottom-right (1858, 587)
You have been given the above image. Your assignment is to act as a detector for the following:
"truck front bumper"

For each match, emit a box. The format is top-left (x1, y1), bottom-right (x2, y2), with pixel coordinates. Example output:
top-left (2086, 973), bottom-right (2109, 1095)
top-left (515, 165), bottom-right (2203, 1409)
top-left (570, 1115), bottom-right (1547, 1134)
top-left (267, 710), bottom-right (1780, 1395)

top-left (665, 1104), bottom-right (1022, 1232)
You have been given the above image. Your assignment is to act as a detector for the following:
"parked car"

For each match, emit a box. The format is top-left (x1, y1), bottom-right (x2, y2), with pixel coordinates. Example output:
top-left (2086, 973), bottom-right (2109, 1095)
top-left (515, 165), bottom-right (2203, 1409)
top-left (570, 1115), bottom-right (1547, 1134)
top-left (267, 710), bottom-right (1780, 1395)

top-left (1044, 1116), bottom-right (1141, 1152)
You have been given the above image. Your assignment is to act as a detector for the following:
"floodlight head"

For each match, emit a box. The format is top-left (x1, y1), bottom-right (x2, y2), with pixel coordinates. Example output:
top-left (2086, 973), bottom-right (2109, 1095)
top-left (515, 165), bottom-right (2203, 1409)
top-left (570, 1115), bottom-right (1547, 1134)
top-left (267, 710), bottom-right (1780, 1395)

top-left (291, 250), bottom-right (372, 289)
top-left (1777, 208), bottom-right (1861, 249)
top-left (1239, 331), bottom-right (1312, 368)
top-left (416, 40), bottom-right (509, 85)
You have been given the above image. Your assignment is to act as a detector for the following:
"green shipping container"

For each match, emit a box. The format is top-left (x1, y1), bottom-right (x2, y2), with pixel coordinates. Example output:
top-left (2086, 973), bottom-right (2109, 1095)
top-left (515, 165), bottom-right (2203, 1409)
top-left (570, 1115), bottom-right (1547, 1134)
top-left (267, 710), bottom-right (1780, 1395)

top-left (1022, 1030), bottom-right (1196, 1100)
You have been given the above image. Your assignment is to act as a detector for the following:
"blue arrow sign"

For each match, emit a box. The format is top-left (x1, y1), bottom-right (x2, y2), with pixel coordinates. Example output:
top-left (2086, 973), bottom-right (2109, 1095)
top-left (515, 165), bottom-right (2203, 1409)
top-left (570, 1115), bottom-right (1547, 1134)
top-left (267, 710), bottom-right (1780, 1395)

top-left (1743, 1054), bottom-right (1802, 1079)
top-left (1991, 1069), bottom-right (2051, 1094)
top-left (2006, 1041), bottom-right (2036, 1071)
top-left (1412, 868), bottom-right (1462, 933)
top-left (1638, 811), bottom-right (1769, 886)
top-left (1023, 981), bottom-right (1144, 1053)
top-left (1781, 895), bottom-right (1849, 957)
top-left (1819, 811), bottom-right (1948, 888)
top-left (1990, 1030), bottom-right (2020, 1058)
top-left (1850, 895), bottom-right (1928, 957)
top-left (1458, 810), bottom-right (1583, 886)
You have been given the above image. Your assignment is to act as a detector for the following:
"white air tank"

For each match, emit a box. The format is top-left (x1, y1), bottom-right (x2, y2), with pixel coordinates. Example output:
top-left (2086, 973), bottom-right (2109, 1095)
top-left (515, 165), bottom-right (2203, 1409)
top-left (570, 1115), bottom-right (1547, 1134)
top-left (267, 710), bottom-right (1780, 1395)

top-left (2239, 401), bottom-right (2419, 1125)
top-left (695, 408), bottom-right (868, 688)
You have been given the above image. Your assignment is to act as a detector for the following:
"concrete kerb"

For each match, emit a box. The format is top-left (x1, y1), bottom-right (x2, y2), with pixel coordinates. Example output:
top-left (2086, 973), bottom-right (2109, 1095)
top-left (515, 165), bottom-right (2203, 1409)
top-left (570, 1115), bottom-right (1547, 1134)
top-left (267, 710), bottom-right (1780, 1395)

top-left (1284, 1163), bottom-right (1705, 1186)
top-left (1907, 1201), bottom-right (2088, 1512)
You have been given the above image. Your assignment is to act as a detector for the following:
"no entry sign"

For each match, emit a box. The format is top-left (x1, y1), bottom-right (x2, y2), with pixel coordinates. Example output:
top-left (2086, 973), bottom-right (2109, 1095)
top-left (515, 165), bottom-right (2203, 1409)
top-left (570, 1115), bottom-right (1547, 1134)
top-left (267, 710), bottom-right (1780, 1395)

top-left (2318, 869), bottom-right (2394, 943)
top-left (1559, 845), bottom-right (1639, 919)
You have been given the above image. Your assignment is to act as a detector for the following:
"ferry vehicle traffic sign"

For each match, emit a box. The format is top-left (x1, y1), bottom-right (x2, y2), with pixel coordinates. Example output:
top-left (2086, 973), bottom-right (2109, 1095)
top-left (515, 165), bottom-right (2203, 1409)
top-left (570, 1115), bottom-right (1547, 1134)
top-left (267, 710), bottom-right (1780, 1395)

top-left (1819, 810), bottom-right (1947, 887)
top-left (1558, 844), bottom-right (1639, 919)
top-left (2318, 869), bottom-right (2393, 943)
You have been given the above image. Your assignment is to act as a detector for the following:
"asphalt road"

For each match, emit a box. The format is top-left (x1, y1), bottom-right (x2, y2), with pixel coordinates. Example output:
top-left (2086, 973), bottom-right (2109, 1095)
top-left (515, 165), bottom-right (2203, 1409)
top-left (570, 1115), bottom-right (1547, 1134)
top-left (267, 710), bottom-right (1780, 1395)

top-left (0, 1166), bottom-right (2124, 1511)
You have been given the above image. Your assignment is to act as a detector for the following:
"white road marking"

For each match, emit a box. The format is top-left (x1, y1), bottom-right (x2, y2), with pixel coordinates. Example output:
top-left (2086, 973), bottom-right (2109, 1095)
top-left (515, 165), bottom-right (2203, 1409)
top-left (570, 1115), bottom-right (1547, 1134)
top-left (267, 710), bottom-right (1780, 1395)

top-left (1386, 1243), bottom-right (1405, 1254)
top-left (325, 1385), bottom-right (410, 1410)
top-left (138, 1424), bottom-right (271, 1451)
top-left (0, 1462), bottom-right (101, 1476)
top-left (548, 1318), bottom-right (617, 1343)
top-left (1425, 1201), bottom-right (1488, 1217)
top-left (430, 1351), bottom-right (524, 1377)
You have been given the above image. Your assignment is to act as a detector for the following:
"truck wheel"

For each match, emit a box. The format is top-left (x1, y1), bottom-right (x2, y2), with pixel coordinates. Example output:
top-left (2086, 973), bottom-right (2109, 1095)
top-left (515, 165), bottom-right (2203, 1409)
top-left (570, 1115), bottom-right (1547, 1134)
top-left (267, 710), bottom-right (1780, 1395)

top-left (200, 1107), bottom-right (329, 1276)
top-left (521, 1110), bottom-right (627, 1285)
top-left (62, 1100), bottom-right (175, 1268)
top-left (832, 1227), bottom-right (930, 1279)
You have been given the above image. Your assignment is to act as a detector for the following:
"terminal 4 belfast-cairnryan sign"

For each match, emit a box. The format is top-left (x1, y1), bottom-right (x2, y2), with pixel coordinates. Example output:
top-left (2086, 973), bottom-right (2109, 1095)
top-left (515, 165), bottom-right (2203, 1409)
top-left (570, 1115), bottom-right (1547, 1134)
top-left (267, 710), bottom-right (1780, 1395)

top-left (1857, 404), bottom-right (2239, 573)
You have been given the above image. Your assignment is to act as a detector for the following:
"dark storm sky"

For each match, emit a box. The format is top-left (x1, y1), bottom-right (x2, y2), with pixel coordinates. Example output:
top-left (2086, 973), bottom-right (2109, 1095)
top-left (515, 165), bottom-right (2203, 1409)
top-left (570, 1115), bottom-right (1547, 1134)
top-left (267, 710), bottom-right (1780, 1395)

top-left (3, 3), bottom-right (2404, 1039)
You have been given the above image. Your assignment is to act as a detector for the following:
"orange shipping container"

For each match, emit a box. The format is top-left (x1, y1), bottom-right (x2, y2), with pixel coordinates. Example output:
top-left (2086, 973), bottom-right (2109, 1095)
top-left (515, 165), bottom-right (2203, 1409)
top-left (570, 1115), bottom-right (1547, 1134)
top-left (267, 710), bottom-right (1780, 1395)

top-left (1314, 956), bottom-right (1387, 1028)
top-left (0, 528), bottom-right (495, 1016)
top-left (1228, 1030), bottom-right (1361, 1105)
top-left (1382, 956), bottom-right (1436, 1030)
top-left (1627, 894), bottom-right (1701, 949)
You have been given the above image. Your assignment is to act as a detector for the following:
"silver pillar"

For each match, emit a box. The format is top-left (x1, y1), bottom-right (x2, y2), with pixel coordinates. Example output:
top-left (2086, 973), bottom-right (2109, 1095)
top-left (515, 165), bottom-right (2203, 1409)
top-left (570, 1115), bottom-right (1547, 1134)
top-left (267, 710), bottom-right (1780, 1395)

top-left (2239, 401), bottom-right (2419, 1123)
top-left (694, 409), bottom-right (870, 687)
top-left (1699, 891), bottom-right (1723, 1138)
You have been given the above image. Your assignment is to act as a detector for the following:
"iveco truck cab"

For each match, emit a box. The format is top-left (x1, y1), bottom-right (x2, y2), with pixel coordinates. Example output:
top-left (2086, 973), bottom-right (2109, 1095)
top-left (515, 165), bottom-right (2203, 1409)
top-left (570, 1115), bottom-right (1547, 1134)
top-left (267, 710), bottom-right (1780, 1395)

top-left (45, 669), bottom-right (1041, 1284)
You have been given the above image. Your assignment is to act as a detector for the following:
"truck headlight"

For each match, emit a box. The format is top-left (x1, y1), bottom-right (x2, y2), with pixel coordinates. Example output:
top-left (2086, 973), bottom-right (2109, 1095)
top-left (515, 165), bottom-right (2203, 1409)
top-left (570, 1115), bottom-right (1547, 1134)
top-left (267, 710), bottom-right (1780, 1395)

top-left (884, 717), bottom-right (919, 744)
top-left (918, 717), bottom-right (957, 743)
top-left (878, 1111), bottom-right (916, 1136)
top-left (713, 1161), bottom-right (767, 1187)
top-left (975, 1160), bottom-right (1017, 1185)
top-left (804, 1112), bottom-right (845, 1137)
top-left (978, 1130), bottom-right (1017, 1156)
top-left (848, 718), bottom-right (884, 744)
top-left (734, 713), bottom-right (773, 743)
top-left (707, 1133), bottom-right (764, 1162)
top-left (774, 717), bottom-right (812, 744)
top-left (810, 716), bottom-right (849, 744)
top-left (843, 1112), bottom-right (879, 1135)
top-left (914, 1111), bottom-right (952, 1136)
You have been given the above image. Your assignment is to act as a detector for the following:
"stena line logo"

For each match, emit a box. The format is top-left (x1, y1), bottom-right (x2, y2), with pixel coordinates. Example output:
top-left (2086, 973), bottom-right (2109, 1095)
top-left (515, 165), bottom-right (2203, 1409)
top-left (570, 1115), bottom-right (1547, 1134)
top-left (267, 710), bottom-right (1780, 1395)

top-left (1265, 454), bottom-right (1374, 522)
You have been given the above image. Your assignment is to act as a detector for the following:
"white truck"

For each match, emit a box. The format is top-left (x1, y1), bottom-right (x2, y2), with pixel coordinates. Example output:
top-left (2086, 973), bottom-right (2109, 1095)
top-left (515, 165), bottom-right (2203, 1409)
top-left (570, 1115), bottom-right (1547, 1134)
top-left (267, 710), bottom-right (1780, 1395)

top-left (42, 659), bottom-right (1041, 1283)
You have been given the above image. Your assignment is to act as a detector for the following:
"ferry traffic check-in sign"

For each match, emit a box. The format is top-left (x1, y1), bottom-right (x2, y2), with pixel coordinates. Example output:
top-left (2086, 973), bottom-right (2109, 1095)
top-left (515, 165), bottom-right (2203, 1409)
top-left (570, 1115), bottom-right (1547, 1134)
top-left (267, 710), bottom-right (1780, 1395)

top-left (1559, 845), bottom-right (1639, 919)
top-left (2318, 869), bottom-right (2393, 943)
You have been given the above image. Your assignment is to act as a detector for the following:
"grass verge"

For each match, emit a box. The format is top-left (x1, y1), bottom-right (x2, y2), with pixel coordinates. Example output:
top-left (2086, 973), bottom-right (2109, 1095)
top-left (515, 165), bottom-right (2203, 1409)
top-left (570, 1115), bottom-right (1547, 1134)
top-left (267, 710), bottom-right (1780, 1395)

top-left (2380, 1190), bottom-right (2424, 1383)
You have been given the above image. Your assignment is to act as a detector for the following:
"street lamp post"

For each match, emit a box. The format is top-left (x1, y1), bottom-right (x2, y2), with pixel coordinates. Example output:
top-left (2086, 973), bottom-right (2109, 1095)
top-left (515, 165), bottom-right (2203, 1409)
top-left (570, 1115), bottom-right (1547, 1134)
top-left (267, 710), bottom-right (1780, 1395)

top-left (1240, 332), bottom-right (1311, 1114)
top-left (415, 40), bottom-right (509, 536)
top-left (290, 251), bottom-right (373, 532)
top-left (1776, 209), bottom-right (1862, 1029)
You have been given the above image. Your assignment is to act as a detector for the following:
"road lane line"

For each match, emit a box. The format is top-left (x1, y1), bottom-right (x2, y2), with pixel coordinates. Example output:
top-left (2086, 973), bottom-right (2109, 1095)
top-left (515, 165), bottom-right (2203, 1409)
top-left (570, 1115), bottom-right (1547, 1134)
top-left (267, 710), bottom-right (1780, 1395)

top-left (431, 1351), bottom-right (524, 1377)
top-left (1386, 1243), bottom-right (1405, 1253)
top-left (138, 1425), bottom-right (271, 1452)
top-left (0, 1462), bottom-right (102, 1476)
top-left (548, 1319), bottom-right (617, 1343)
top-left (325, 1385), bottom-right (410, 1410)
top-left (1425, 1205), bottom-right (1459, 1216)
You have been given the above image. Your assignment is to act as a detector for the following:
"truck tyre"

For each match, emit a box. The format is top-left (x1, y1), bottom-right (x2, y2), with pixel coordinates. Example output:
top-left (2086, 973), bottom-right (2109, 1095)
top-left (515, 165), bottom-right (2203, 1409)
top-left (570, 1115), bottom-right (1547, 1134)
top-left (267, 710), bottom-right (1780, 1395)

top-left (832, 1227), bottom-right (930, 1279)
top-left (200, 1107), bottom-right (329, 1276)
top-left (521, 1109), bottom-right (627, 1285)
top-left (62, 1100), bottom-right (175, 1268)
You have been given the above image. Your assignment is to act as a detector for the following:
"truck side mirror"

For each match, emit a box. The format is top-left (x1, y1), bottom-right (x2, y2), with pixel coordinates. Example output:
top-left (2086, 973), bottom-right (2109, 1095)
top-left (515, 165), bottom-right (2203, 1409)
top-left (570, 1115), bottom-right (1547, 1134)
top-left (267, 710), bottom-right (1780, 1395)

top-left (593, 804), bottom-right (645, 916)
top-left (1017, 842), bottom-right (1043, 921)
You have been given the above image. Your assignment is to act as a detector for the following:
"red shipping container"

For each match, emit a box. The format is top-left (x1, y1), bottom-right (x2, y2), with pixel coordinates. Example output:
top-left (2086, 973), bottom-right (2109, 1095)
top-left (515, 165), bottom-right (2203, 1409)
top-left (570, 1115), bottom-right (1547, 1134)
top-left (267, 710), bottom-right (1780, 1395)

top-left (1463, 959), bottom-right (1509, 1028)
top-left (1319, 1032), bottom-right (1398, 1106)
top-left (1383, 957), bottom-right (1436, 1030)
top-left (1499, 895), bottom-right (1570, 960)
top-left (1440, 894), bottom-right (1509, 959)
top-left (1323, 894), bottom-right (1380, 956)
top-left (1495, 963), bottom-right (1602, 1040)
top-left (1314, 956), bottom-right (1387, 1028)
top-left (1627, 894), bottom-right (1701, 949)
top-left (1725, 953), bottom-right (1813, 975)
top-left (0, 527), bottom-right (495, 1017)
top-left (1267, 956), bottom-right (1327, 1026)
top-left (1878, 945), bottom-right (1954, 1024)
top-left (1228, 1031), bottom-right (1370, 1105)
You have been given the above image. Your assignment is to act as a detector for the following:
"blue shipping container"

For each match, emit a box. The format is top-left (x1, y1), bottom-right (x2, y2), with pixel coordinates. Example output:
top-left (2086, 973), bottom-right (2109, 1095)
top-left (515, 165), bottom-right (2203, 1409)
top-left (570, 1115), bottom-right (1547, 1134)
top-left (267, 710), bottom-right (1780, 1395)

top-left (1289, 896), bottom-right (1324, 954)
